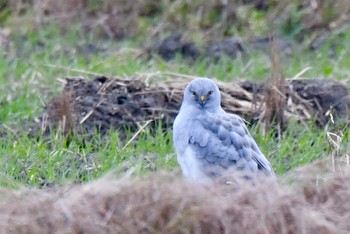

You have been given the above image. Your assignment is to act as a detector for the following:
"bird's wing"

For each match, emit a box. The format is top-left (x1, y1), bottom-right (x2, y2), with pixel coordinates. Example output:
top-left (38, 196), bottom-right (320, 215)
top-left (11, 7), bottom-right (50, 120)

top-left (232, 114), bottom-right (274, 175)
top-left (188, 113), bottom-right (273, 176)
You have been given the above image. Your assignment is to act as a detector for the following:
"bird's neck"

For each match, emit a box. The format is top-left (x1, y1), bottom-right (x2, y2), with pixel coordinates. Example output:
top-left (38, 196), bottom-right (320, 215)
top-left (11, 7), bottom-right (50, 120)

top-left (180, 103), bottom-right (221, 116)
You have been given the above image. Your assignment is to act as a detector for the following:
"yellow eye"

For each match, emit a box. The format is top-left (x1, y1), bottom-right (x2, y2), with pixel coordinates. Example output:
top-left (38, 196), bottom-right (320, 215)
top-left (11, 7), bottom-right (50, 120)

top-left (208, 91), bottom-right (213, 95)
top-left (191, 91), bottom-right (196, 96)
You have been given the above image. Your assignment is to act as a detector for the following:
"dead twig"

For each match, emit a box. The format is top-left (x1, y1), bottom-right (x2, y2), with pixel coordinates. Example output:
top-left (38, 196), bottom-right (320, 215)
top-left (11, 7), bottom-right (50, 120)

top-left (122, 119), bottom-right (154, 150)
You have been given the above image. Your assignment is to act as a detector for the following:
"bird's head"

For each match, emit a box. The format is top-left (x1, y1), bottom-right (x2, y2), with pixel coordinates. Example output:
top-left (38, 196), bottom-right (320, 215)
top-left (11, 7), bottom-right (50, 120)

top-left (183, 78), bottom-right (221, 110)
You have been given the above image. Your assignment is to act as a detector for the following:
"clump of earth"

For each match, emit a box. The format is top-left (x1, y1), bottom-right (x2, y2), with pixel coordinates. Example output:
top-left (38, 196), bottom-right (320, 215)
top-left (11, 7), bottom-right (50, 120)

top-left (39, 75), bottom-right (350, 140)
top-left (145, 33), bottom-right (341, 63)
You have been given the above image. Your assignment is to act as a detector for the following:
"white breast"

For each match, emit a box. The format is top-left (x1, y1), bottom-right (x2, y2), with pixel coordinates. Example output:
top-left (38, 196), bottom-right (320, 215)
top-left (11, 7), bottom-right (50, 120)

top-left (176, 146), bottom-right (210, 182)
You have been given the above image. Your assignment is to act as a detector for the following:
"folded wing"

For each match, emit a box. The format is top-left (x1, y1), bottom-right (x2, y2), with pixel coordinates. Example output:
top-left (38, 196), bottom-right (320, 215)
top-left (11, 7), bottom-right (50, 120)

top-left (188, 113), bottom-right (274, 177)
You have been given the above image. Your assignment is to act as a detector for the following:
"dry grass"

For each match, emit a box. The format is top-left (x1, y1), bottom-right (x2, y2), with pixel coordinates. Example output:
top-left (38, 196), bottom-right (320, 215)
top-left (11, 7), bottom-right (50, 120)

top-left (6, 0), bottom-right (350, 41)
top-left (0, 161), bottom-right (350, 233)
top-left (263, 36), bottom-right (287, 137)
top-left (43, 91), bottom-right (74, 134)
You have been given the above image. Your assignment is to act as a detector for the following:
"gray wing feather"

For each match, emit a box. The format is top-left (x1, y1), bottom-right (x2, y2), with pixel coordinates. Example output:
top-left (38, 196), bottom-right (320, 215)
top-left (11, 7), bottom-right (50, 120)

top-left (188, 113), bottom-right (273, 176)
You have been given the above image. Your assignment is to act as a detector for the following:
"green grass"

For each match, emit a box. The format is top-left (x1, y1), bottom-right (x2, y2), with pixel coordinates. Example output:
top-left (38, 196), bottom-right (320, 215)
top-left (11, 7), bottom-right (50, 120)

top-left (0, 125), bottom-right (176, 186)
top-left (1, 18), bottom-right (350, 187)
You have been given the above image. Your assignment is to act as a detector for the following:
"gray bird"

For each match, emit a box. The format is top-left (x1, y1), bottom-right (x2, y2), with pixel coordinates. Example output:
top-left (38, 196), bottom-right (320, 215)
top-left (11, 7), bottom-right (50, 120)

top-left (173, 78), bottom-right (274, 181)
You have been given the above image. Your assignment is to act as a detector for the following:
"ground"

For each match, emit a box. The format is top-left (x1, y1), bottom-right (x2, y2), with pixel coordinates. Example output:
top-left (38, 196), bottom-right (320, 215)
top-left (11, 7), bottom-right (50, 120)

top-left (0, 0), bottom-right (349, 181)
top-left (0, 0), bottom-right (350, 232)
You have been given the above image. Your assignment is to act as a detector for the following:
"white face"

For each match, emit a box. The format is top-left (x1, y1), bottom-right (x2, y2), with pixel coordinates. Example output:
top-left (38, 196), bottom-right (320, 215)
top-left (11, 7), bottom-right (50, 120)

top-left (184, 78), bottom-right (221, 110)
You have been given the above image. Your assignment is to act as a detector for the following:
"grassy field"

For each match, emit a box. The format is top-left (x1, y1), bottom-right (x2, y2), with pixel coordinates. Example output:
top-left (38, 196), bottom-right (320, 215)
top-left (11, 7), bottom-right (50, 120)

top-left (0, 4), bottom-right (350, 188)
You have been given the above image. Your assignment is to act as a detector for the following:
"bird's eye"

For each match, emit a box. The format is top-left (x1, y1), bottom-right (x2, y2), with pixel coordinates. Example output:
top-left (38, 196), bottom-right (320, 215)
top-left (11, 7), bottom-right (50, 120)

top-left (191, 91), bottom-right (196, 96)
top-left (208, 91), bottom-right (213, 95)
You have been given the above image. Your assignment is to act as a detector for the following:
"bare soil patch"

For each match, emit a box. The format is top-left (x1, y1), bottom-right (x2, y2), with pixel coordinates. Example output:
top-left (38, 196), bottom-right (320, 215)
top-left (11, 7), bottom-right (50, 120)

top-left (146, 34), bottom-right (293, 63)
top-left (39, 75), bottom-right (350, 139)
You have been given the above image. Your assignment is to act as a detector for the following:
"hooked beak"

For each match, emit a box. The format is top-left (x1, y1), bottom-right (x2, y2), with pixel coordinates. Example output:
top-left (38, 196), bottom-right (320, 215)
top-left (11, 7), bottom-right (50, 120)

top-left (199, 95), bottom-right (207, 107)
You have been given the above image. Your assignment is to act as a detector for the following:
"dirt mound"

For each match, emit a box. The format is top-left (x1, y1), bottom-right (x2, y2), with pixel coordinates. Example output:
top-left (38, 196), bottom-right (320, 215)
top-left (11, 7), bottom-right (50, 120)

top-left (0, 168), bottom-right (350, 233)
top-left (42, 76), bottom-right (181, 138)
top-left (40, 75), bottom-right (350, 139)
top-left (147, 34), bottom-right (293, 62)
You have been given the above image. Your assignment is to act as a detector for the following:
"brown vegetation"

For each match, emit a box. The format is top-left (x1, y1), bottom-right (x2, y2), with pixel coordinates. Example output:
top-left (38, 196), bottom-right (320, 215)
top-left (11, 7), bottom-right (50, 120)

top-left (43, 91), bottom-right (74, 134)
top-left (0, 162), bottom-right (349, 233)
top-left (263, 36), bottom-right (287, 136)
top-left (6, 0), bottom-right (350, 42)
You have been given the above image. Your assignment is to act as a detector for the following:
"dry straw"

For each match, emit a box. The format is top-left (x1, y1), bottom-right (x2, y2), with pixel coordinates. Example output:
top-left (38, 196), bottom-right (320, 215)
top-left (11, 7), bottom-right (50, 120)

top-left (0, 161), bottom-right (350, 233)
